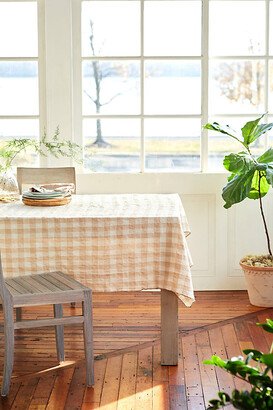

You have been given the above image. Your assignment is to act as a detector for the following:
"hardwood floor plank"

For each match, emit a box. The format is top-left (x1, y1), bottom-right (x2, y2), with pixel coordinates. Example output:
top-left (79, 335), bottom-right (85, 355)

top-left (47, 368), bottom-right (74, 410)
top-left (257, 310), bottom-right (273, 350)
top-left (64, 366), bottom-right (86, 410)
top-left (99, 356), bottom-right (123, 409)
top-left (29, 373), bottom-right (56, 408)
top-left (221, 324), bottom-right (250, 392)
top-left (208, 327), bottom-right (235, 397)
top-left (152, 381), bottom-right (169, 410)
top-left (0, 381), bottom-right (21, 410)
top-left (195, 331), bottom-right (219, 408)
top-left (168, 338), bottom-right (185, 386)
top-left (152, 344), bottom-right (168, 383)
top-left (11, 377), bottom-right (39, 409)
top-left (83, 359), bottom-right (107, 405)
top-left (117, 352), bottom-right (137, 410)
top-left (247, 317), bottom-right (269, 353)
top-left (169, 385), bottom-right (187, 410)
top-left (168, 338), bottom-right (187, 409)
top-left (135, 347), bottom-right (153, 410)
top-left (182, 335), bottom-right (203, 398)
top-left (234, 321), bottom-right (254, 352)
top-left (186, 396), bottom-right (206, 410)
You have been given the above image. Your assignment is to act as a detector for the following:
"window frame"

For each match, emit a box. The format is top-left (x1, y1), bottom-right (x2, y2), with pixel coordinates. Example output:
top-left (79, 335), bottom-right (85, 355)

top-left (0, 0), bottom-right (47, 165)
top-left (73, 0), bottom-right (273, 174)
top-left (1, 0), bottom-right (272, 173)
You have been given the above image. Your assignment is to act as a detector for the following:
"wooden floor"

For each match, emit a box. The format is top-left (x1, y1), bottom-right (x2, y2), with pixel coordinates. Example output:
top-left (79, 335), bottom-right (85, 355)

top-left (0, 291), bottom-right (272, 409)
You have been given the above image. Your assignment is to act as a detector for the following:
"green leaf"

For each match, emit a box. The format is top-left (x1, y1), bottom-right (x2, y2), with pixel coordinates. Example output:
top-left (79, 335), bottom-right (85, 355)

top-left (203, 355), bottom-right (227, 368)
top-left (204, 122), bottom-right (241, 141)
top-left (247, 171), bottom-right (270, 200)
top-left (207, 399), bottom-right (222, 409)
top-left (257, 319), bottom-right (273, 334)
top-left (265, 166), bottom-right (273, 187)
top-left (243, 349), bottom-right (263, 362)
top-left (241, 114), bottom-right (273, 145)
top-left (222, 168), bottom-right (255, 209)
top-left (257, 147), bottom-right (273, 164)
top-left (223, 153), bottom-right (253, 173)
top-left (260, 354), bottom-right (273, 368)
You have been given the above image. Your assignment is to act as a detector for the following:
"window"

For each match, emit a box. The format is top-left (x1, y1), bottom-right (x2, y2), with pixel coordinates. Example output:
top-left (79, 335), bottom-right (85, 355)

top-left (1, 1), bottom-right (273, 173)
top-left (78, 0), bottom-right (273, 173)
top-left (208, 0), bottom-right (272, 170)
top-left (80, 0), bottom-right (201, 172)
top-left (0, 1), bottom-right (40, 168)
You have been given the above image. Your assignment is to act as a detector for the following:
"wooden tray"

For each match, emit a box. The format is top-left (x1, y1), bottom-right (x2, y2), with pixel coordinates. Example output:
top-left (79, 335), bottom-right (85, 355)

top-left (22, 195), bottom-right (71, 207)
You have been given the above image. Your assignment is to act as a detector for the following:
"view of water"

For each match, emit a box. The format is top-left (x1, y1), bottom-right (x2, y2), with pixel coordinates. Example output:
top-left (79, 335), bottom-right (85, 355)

top-left (0, 75), bottom-right (260, 172)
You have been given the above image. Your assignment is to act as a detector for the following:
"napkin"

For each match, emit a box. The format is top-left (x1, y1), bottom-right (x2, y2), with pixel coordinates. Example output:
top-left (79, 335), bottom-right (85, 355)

top-left (29, 183), bottom-right (75, 195)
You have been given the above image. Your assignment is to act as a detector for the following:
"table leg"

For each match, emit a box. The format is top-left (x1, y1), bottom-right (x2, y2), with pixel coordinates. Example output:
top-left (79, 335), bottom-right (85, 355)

top-left (161, 289), bottom-right (178, 365)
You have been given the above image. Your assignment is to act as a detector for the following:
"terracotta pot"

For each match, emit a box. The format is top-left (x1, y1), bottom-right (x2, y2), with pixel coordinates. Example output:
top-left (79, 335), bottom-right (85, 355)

top-left (240, 261), bottom-right (273, 307)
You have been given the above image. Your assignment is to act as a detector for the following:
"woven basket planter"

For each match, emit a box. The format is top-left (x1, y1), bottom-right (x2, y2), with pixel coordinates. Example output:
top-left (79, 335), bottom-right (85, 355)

top-left (240, 261), bottom-right (273, 307)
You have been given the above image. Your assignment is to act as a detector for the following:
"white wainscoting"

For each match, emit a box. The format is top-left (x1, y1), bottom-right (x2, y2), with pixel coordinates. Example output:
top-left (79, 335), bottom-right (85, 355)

top-left (76, 172), bottom-right (273, 290)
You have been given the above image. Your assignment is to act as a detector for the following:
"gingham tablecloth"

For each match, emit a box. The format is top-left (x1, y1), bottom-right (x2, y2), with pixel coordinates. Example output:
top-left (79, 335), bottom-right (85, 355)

top-left (0, 194), bottom-right (195, 306)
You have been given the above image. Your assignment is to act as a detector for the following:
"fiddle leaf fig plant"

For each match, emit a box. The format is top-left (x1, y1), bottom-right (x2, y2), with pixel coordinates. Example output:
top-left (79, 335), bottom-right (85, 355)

top-left (204, 114), bottom-right (273, 257)
top-left (204, 319), bottom-right (273, 409)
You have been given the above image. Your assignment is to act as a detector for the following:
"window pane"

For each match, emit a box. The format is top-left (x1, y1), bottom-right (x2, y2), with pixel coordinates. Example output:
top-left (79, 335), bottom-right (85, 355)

top-left (0, 61), bottom-right (39, 115)
top-left (144, 61), bottom-right (201, 114)
top-left (210, 1), bottom-right (265, 56)
top-left (145, 119), bottom-right (200, 171)
top-left (82, 61), bottom-right (140, 115)
top-left (208, 117), bottom-right (265, 171)
top-left (0, 119), bottom-right (39, 168)
top-left (0, 2), bottom-right (37, 57)
top-left (83, 119), bottom-right (140, 172)
top-left (144, 1), bottom-right (201, 56)
top-left (209, 60), bottom-right (265, 114)
top-left (269, 60), bottom-right (273, 114)
top-left (82, 1), bottom-right (140, 57)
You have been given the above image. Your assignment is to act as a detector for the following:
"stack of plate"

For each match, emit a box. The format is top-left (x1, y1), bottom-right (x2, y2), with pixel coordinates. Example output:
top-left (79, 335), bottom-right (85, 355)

top-left (22, 191), bottom-right (71, 206)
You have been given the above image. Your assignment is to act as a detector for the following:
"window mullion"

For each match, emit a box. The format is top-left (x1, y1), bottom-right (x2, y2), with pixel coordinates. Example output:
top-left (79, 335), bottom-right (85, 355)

top-left (201, 0), bottom-right (209, 172)
top-left (265, 0), bottom-right (270, 149)
top-left (72, 0), bottom-right (84, 173)
top-left (43, 0), bottom-right (74, 167)
top-left (37, 0), bottom-right (47, 166)
top-left (140, 0), bottom-right (145, 173)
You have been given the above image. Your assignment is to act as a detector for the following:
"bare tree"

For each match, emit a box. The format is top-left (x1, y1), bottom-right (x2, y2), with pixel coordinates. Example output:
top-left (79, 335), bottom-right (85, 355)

top-left (85, 21), bottom-right (122, 148)
top-left (215, 42), bottom-right (265, 108)
top-left (215, 60), bottom-right (264, 107)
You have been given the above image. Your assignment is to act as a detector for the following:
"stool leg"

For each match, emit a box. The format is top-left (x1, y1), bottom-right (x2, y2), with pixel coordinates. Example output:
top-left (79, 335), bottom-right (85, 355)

top-left (83, 290), bottom-right (94, 386)
top-left (54, 304), bottom-right (65, 362)
top-left (2, 305), bottom-right (14, 396)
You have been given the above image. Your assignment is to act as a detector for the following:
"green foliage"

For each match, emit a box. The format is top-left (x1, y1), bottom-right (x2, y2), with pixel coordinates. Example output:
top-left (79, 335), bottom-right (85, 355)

top-left (204, 114), bottom-right (273, 209)
top-left (0, 127), bottom-right (82, 172)
top-left (204, 319), bottom-right (273, 409)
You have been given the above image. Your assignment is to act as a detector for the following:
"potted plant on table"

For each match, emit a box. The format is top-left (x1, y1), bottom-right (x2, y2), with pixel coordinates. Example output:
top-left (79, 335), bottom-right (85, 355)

top-left (0, 127), bottom-right (82, 201)
top-left (204, 114), bottom-right (273, 307)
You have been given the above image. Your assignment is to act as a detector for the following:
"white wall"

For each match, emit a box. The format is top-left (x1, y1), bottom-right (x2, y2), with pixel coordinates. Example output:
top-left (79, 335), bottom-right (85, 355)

top-left (76, 172), bottom-right (273, 290)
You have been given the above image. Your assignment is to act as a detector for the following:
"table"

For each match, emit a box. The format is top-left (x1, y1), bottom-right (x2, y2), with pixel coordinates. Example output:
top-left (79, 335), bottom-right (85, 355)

top-left (0, 194), bottom-right (194, 364)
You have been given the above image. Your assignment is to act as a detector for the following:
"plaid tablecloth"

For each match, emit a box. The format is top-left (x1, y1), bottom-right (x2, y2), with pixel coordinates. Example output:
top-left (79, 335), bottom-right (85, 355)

top-left (0, 194), bottom-right (194, 306)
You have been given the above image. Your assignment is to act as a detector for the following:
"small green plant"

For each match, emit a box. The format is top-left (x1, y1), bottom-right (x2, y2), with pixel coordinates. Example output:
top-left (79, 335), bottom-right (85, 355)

top-left (204, 114), bottom-right (273, 257)
top-left (204, 319), bottom-right (273, 409)
top-left (0, 127), bottom-right (82, 172)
